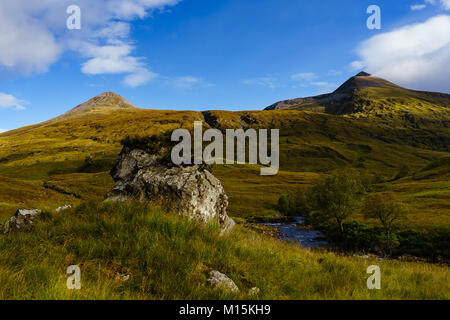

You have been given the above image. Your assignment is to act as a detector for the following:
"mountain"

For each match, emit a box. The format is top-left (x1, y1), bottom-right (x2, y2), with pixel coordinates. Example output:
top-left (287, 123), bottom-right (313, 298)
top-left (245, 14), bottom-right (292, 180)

top-left (56, 92), bottom-right (138, 120)
top-left (265, 72), bottom-right (450, 123)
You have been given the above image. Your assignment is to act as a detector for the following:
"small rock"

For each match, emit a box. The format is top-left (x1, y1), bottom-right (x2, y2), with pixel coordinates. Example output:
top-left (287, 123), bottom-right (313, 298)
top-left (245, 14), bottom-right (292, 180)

top-left (54, 205), bottom-right (72, 213)
top-left (208, 271), bottom-right (239, 292)
top-left (3, 209), bottom-right (41, 234)
top-left (248, 287), bottom-right (260, 296)
top-left (115, 273), bottom-right (131, 281)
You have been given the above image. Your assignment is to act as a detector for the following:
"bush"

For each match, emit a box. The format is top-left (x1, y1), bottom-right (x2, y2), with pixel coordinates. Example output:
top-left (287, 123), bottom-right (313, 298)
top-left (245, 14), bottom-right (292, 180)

top-left (276, 193), bottom-right (312, 217)
top-left (325, 221), bottom-right (382, 251)
top-left (277, 194), bottom-right (290, 216)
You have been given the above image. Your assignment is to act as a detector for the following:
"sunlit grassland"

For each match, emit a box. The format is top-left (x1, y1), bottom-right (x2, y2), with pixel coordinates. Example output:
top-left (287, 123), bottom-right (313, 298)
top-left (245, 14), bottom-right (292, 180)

top-left (0, 109), bottom-right (449, 231)
top-left (0, 202), bottom-right (448, 300)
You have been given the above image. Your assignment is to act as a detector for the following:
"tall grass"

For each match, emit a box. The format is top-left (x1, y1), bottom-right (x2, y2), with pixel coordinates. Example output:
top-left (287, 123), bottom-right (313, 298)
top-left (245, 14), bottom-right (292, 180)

top-left (0, 202), bottom-right (448, 300)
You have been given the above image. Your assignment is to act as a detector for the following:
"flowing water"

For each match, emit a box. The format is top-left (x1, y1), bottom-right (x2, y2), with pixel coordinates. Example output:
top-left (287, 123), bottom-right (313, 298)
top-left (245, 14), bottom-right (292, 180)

top-left (260, 217), bottom-right (329, 248)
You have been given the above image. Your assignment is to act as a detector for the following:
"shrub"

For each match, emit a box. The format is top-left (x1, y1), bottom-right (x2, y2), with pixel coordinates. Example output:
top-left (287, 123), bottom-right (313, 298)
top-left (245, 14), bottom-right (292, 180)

top-left (277, 194), bottom-right (290, 216)
top-left (363, 192), bottom-right (407, 255)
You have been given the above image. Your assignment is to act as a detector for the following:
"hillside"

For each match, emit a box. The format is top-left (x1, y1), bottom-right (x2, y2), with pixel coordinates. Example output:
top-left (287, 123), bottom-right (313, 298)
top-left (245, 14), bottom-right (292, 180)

top-left (266, 72), bottom-right (450, 128)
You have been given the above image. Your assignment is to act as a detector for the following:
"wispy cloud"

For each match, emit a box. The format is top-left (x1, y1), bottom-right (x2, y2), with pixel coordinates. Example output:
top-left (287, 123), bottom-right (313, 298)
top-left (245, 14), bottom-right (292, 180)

top-left (168, 76), bottom-right (211, 89)
top-left (411, 4), bottom-right (427, 10)
top-left (411, 0), bottom-right (450, 11)
top-left (241, 77), bottom-right (277, 89)
top-left (291, 72), bottom-right (317, 81)
top-left (351, 15), bottom-right (450, 92)
top-left (0, 128), bottom-right (8, 133)
top-left (327, 69), bottom-right (342, 76)
top-left (310, 81), bottom-right (338, 94)
top-left (0, 92), bottom-right (27, 110)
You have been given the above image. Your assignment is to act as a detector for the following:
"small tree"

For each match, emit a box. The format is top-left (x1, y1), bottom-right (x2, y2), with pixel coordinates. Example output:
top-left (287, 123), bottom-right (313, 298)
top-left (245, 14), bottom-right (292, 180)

top-left (277, 194), bottom-right (290, 215)
top-left (363, 192), bottom-right (407, 255)
top-left (314, 169), bottom-right (365, 235)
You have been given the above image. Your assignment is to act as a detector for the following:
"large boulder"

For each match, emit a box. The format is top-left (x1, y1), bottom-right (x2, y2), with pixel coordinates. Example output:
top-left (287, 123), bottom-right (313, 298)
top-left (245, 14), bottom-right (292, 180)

top-left (3, 209), bottom-right (41, 234)
top-left (106, 147), bottom-right (235, 233)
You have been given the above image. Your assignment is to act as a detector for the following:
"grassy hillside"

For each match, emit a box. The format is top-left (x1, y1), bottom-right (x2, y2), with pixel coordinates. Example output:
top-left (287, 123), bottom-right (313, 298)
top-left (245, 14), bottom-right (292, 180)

top-left (0, 201), bottom-right (448, 300)
top-left (0, 106), bottom-right (449, 231)
top-left (266, 73), bottom-right (450, 135)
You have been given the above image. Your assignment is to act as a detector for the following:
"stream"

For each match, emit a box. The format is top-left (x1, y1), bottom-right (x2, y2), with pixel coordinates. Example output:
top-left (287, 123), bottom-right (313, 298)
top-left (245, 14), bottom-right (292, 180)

top-left (260, 217), bottom-right (329, 248)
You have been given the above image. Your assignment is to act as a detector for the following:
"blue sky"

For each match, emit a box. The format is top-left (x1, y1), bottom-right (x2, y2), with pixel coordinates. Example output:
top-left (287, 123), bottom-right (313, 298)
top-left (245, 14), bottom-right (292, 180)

top-left (1, 0), bottom-right (449, 131)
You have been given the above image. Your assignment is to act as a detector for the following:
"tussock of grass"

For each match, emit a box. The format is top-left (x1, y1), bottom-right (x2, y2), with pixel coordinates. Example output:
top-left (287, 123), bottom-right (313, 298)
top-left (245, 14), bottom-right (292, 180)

top-left (0, 202), bottom-right (448, 300)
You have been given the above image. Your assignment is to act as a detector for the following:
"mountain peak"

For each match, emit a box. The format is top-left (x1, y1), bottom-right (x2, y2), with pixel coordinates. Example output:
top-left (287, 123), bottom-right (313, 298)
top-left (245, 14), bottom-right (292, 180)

top-left (59, 92), bottom-right (138, 119)
top-left (355, 71), bottom-right (371, 77)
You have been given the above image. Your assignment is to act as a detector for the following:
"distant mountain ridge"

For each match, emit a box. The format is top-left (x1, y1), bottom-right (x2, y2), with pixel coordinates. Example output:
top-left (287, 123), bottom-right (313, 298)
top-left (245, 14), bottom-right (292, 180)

top-left (265, 73), bottom-right (450, 119)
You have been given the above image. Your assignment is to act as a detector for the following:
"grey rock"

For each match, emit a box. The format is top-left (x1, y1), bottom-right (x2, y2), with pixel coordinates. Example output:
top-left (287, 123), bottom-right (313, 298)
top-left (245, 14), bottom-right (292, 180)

top-left (3, 209), bottom-right (41, 234)
top-left (106, 147), bottom-right (234, 233)
top-left (248, 287), bottom-right (260, 296)
top-left (54, 205), bottom-right (72, 213)
top-left (208, 271), bottom-right (239, 292)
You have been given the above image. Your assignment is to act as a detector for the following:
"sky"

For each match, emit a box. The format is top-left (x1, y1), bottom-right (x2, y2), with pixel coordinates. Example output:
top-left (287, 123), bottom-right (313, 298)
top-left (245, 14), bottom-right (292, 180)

top-left (1, 0), bottom-right (450, 132)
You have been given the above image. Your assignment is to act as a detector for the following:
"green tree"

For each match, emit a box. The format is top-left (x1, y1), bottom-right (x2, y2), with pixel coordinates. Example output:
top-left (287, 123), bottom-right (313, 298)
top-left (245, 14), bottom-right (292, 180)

top-left (314, 169), bottom-right (365, 235)
top-left (277, 194), bottom-right (290, 216)
top-left (363, 192), bottom-right (407, 255)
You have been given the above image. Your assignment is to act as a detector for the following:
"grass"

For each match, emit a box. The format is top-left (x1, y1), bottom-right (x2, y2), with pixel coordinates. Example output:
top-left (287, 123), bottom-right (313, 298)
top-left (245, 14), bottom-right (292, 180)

top-left (0, 201), bottom-right (448, 300)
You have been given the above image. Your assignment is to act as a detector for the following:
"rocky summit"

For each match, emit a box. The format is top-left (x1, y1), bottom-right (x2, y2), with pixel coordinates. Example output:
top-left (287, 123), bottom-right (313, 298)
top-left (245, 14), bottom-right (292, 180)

top-left (106, 146), bottom-right (235, 233)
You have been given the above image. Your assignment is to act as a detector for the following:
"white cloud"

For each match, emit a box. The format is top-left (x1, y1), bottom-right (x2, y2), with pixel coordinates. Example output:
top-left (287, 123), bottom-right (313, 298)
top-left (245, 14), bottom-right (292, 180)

top-left (291, 72), bottom-right (317, 81)
top-left (242, 77), bottom-right (277, 89)
top-left (0, 0), bottom-right (181, 86)
top-left (0, 129), bottom-right (8, 133)
top-left (0, 7), bottom-right (61, 74)
top-left (0, 92), bottom-right (27, 110)
top-left (352, 15), bottom-right (450, 92)
top-left (411, 4), bottom-right (427, 10)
